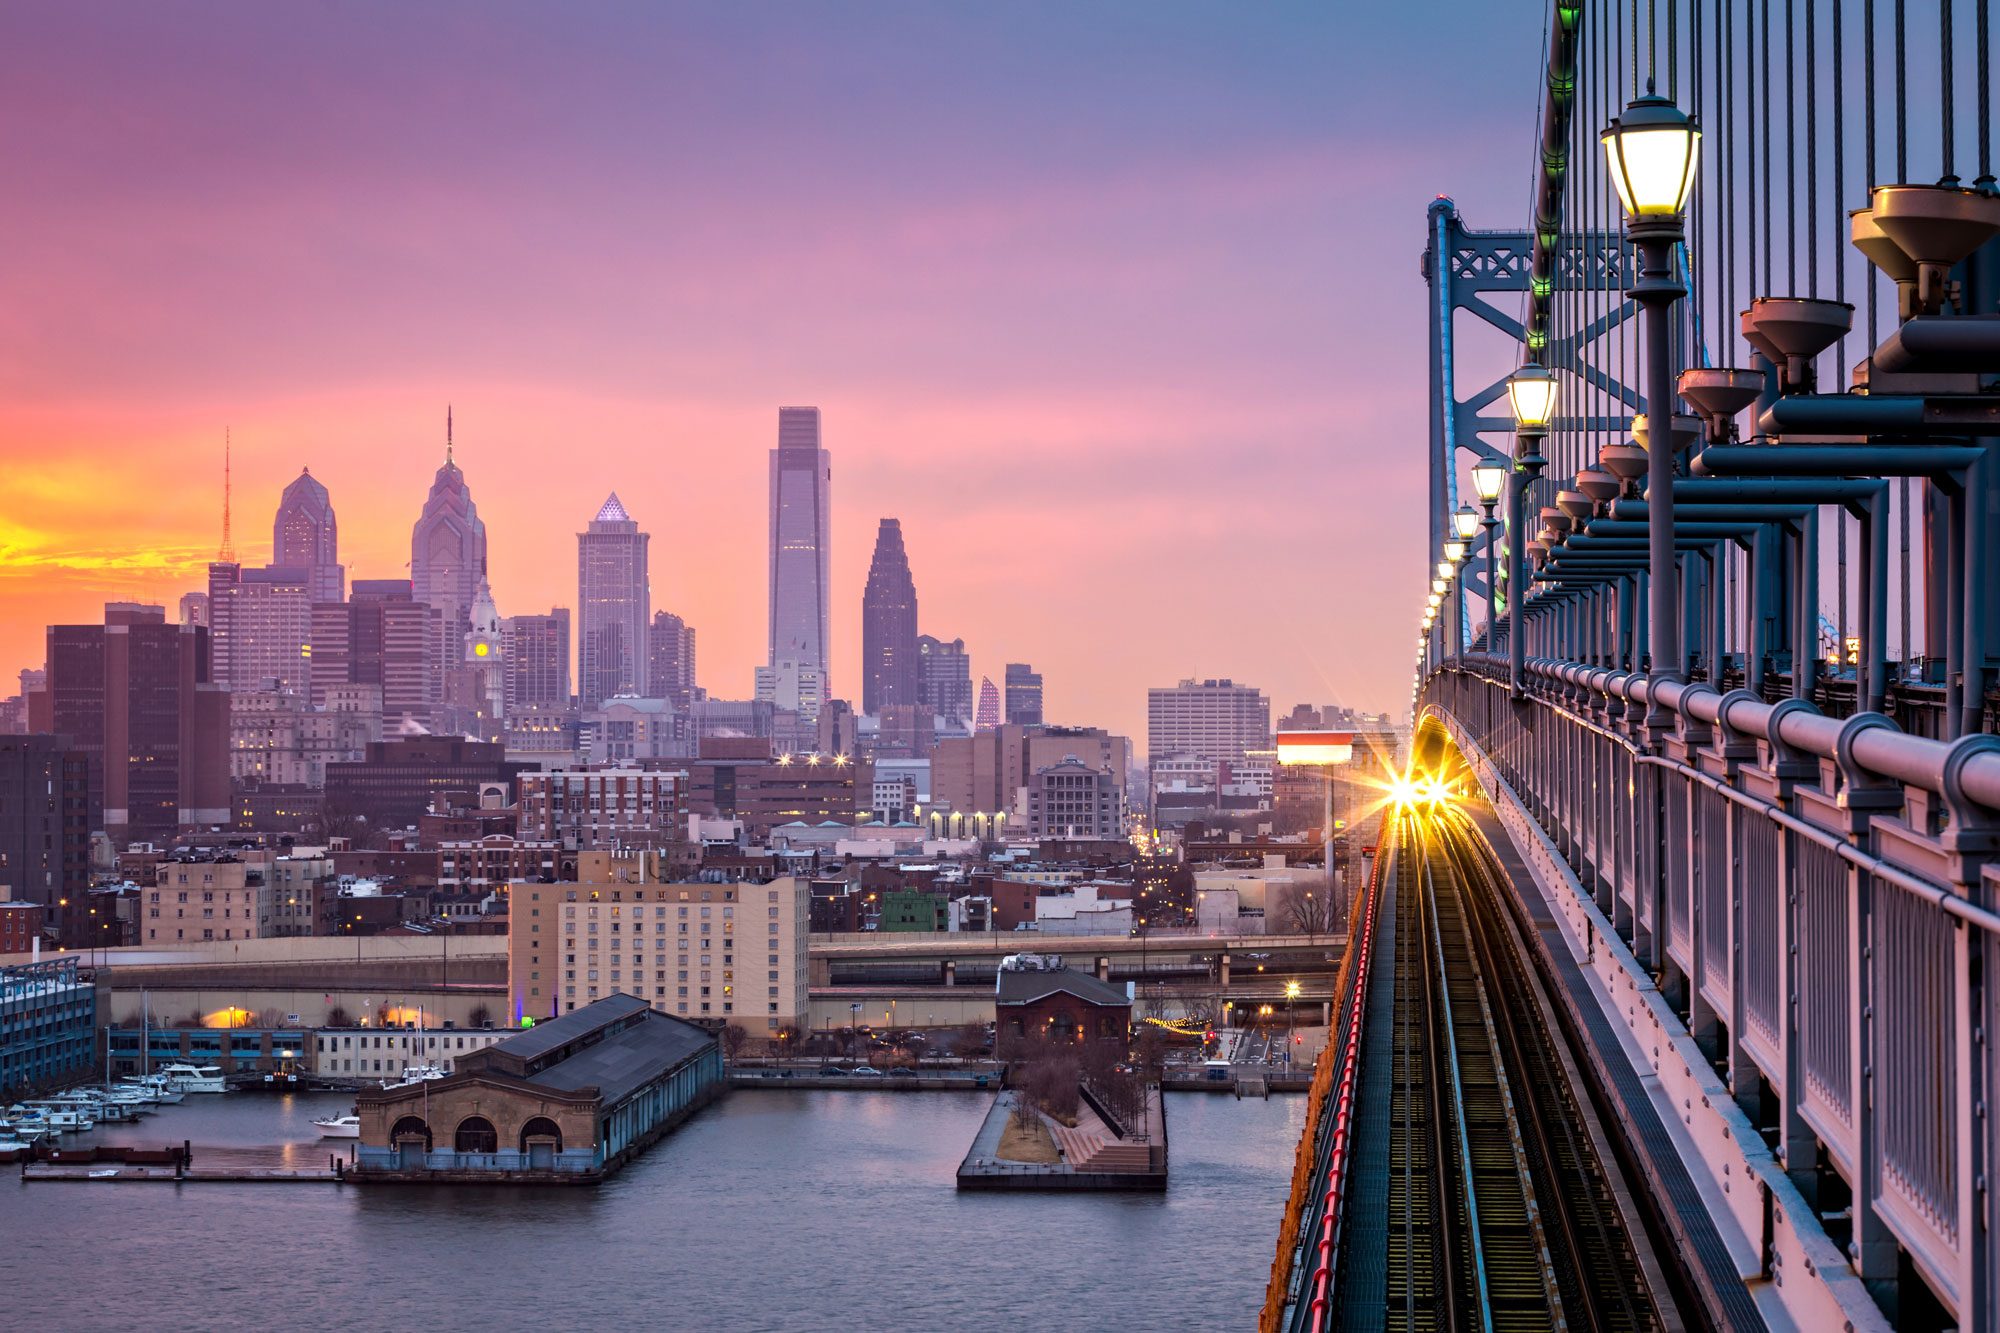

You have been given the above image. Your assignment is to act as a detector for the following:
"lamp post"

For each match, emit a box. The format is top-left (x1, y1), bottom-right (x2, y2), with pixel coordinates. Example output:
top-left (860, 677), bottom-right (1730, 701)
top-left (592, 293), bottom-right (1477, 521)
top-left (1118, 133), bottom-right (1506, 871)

top-left (1472, 461), bottom-right (1507, 657)
top-left (1283, 978), bottom-right (1301, 1066)
top-left (1602, 91), bottom-right (1699, 727)
top-left (1444, 537), bottom-right (1469, 664)
top-left (1507, 364), bottom-right (1557, 692)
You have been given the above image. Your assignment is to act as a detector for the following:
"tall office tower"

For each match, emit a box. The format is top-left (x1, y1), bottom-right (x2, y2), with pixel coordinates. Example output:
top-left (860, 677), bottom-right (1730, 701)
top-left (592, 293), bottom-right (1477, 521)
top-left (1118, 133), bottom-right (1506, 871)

top-left (207, 562), bottom-right (313, 693)
top-left (311, 579), bottom-right (440, 727)
top-left (916, 635), bottom-right (973, 725)
top-left (648, 611), bottom-right (698, 714)
top-left (0, 736), bottom-right (91, 937)
top-left (410, 409), bottom-right (487, 652)
top-left (503, 609), bottom-right (572, 711)
top-left (769, 405), bottom-right (831, 690)
top-left (1004, 663), bottom-right (1044, 726)
top-left (273, 467), bottom-right (345, 603)
top-left (1147, 677), bottom-right (1272, 767)
top-left (178, 592), bottom-right (209, 628)
top-left (860, 519), bottom-right (919, 714)
top-left (974, 676), bottom-right (1001, 731)
top-left (754, 659), bottom-right (825, 724)
top-left (577, 494), bottom-right (651, 707)
top-left (44, 604), bottom-right (231, 843)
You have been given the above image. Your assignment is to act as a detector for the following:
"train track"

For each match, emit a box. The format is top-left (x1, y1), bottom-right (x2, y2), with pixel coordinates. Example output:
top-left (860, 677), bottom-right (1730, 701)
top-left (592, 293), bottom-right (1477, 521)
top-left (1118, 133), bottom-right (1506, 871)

top-left (1352, 798), bottom-right (1674, 1332)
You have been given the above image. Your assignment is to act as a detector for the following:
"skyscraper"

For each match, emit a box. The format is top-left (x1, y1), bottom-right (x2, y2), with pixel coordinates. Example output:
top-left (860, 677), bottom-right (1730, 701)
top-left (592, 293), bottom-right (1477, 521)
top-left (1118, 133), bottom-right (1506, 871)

top-left (861, 519), bottom-right (919, 714)
top-left (273, 467), bottom-right (344, 603)
top-left (43, 604), bottom-right (230, 842)
top-left (504, 609), bottom-right (572, 711)
top-left (311, 579), bottom-right (440, 728)
top-left (410, 408), bottom-right (487, 651)
top-left (1004, 663), bottom-right (1044, 726)
top-left (916, 635), bottom-right (973, 725)
top-left (577, 493), bottom-right (650, 707)
top-left (769, 406), bottom-right (831, 690)
top-left (1147, 678), bottom-right (1272, 768)
top-left (208, 561), bottom-right (312, 693)
top-left (974, 676), bottom-right (1001, 731)
top-left (648, 611), bottom-right (698, 713)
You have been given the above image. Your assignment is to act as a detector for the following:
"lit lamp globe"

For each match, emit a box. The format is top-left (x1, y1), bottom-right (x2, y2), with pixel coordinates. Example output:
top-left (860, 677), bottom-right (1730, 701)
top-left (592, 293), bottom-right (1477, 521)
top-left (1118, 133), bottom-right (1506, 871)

top-left (1471, 458), bottom-right (1507, 505)
top-left (1600, 93), bottom-right (1701, 220)
top-left (1507, 363), bottom-right (1558, 431)
top-left (1452, 504), bottom-right (1480, 540)
top-left (1431, 578), bottom-right (1449, 596)
top-left (1444, 540), bottom-right (1468, 564)
top-left (1435, 562), bottom-right (1454, 582)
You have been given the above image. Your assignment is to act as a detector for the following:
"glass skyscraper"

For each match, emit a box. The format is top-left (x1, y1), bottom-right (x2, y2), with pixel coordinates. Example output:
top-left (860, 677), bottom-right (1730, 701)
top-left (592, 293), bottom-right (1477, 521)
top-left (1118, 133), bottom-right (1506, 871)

top-left (768, 406), bottom-right (831, 690)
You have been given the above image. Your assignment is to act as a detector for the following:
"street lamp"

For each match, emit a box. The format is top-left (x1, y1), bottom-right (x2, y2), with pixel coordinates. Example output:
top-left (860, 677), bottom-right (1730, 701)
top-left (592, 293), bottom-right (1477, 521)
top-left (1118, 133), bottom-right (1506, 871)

top-left (1506, 364), bottom-right (1556, 692)
top-left (1284, 978), bottom-right (1301, 1065)
top-left (1603, 90), bottom-right (1698, 726)
top-left (1471, 461), bottom-right (1507, 657)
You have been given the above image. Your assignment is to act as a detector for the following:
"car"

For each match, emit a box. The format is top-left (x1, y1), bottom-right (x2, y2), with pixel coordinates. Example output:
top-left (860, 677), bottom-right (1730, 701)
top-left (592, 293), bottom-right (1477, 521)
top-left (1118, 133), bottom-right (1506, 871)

top-left (852, 1067), bottom-right (885, 1077)
top-left (821, 1066), bottom-right (850, 1076)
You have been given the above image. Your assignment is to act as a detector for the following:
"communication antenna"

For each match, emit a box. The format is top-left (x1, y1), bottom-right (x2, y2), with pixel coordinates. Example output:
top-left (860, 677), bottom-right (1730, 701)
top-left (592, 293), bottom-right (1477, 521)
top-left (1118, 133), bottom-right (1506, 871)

top-left (218, 428), bottom-right (236, 563)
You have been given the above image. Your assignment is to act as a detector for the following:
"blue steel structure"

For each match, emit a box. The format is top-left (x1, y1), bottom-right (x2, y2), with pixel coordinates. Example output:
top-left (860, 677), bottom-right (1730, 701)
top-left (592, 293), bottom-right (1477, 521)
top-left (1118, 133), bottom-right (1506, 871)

top-left (1274, 1), bottom-right (2000, 1329)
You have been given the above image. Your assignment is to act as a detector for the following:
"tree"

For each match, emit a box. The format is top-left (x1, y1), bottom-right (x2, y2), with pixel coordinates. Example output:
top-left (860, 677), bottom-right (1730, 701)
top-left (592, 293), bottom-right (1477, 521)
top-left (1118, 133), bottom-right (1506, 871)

top-left (327, 1005), bottom-right (353, 1028)
top-left (1172, 984), bottom-right (1224, 1030)
top-left (1275, 875), bottom-right (1340, 936)
top-left (953, 1020), bottom-right (988, 1058)
top-left (721, 1024), bottom-right (749, 1062)
top-left (468, 1004), bottom-right (493, 1029)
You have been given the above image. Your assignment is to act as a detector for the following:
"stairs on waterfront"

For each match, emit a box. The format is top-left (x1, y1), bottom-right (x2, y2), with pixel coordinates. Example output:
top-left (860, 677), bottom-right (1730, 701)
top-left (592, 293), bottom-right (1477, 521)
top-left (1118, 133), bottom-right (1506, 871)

top-left (1050, 1125), bottom-right (1153, 1173)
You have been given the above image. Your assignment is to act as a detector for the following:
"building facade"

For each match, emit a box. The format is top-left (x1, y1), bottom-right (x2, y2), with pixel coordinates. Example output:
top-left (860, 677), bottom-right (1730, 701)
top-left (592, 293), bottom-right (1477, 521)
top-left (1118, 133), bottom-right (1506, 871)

top-left (143, 853), bottom-right (272, 944)
top-left (1147, 678), bottom-right (1272, 770)
top-left (323, 737), bottom-right (527, 833)
top-left (503, 609), bottom-right (572, 712)
top-left (861, 518), bottom-right (919, 714)
top-left (916, 635), bottom-right (973, 725)
top-left (1004, 663), bottom-right (1043, 726)
top-left (208, 562), bottom-right (313, 693)
top-left (272, 467), bottom-right (345, 604)
top-left (410, 416), bottom-right (488, 653)
top-left (577, 494), bottom-right (650, 707)
top-left (769, 406), bottom-right (832, 694)
top-left (0, 736), bottom-right (90, 937)
top-left (312, 580), bottom-right (440, 728)
top-left (42, 604), bottom-right (231, 843)
top-left (518, 771), bottom-right (688, 850)
top-left (1023, 756), bottom-right (1123, 840)
top-left (229, 688), bottom-right (377, 787)
top-left (508, 853), bottom-right (810, 1037)
top-left (0, 958), bottom-right (95, 1100)
top-left (647, 612), bottom-right (697, 715)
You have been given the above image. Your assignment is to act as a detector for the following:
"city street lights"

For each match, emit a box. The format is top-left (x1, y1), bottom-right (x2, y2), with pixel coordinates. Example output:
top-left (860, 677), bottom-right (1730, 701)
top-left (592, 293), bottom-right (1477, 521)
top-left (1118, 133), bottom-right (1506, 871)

top-left (1506, 364), bottom-right (1557, 692)
top-left (1602, 91), bottom-right (1699, 727)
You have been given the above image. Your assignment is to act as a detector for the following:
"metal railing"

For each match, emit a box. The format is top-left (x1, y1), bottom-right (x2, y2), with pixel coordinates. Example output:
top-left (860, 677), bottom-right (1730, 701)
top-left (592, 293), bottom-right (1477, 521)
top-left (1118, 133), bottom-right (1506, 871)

top-left (1423, 656), bottom-right (1999, 1330)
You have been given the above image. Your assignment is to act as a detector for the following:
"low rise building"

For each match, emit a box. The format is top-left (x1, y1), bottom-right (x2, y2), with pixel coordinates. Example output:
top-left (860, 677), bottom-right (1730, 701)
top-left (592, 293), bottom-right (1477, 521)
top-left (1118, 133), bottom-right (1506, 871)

top-left (995, 957), bottom-right (1131, 1045)
top-left (310, 1024), bottom-right (508, 1082)
top-left (518, 770), bottom-right (687, 850)
top-left (0, 957), bottom-right (95, 1100)
top-left (438, 835), bottom-right (563, 897)
top-left (1021, 755), bottom-right (1123, 840)
top-left (143, 853), bottom-right (272, 944)
top-left (507, 851), bottom-right (810, 1038)
top-left (352, 995), bottom-right (723, 1183)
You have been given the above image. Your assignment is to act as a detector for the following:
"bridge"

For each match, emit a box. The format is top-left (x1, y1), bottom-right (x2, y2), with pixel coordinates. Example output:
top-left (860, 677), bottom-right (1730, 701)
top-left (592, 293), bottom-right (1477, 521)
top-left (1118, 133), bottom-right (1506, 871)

top-left (1267, 3), bottom-right (1998, 1329)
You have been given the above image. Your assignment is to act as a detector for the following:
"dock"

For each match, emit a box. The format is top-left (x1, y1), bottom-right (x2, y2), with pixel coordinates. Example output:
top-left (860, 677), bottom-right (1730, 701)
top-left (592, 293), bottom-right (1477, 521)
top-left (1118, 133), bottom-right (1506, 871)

top-left (23, 1164), bottom-right (341, 1183)
top-left (956, 1086), bottom-right (1167, 1192)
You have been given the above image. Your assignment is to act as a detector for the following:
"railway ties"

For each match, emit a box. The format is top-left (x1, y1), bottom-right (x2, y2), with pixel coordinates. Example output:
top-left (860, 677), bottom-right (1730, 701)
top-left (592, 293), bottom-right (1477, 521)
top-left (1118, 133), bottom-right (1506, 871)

top-left (1355, 801), bottom-right (1676, 1333)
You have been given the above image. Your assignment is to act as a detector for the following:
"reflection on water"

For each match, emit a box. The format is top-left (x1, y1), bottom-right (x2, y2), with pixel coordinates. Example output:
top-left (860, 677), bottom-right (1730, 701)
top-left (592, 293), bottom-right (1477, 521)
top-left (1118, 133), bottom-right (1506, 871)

top-left (11, 1089), bottom-right (1305, 1333)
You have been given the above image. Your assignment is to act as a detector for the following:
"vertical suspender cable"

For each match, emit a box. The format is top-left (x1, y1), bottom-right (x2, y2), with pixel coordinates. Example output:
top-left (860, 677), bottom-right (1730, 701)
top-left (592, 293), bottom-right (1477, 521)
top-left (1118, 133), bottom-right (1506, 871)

top-left (1978, 0), bottom-right (1993, 187)
top-left (1942, 0), bottom-right (1957, 183)
top-left (1833, 0), bottom-right (1848, 660)
top-left (1786, 0), bottom-right (1799, 291)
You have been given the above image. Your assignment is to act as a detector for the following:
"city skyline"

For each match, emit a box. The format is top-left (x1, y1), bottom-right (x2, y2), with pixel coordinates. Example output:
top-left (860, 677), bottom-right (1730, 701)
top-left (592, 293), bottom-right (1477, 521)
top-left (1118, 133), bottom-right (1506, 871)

top-left (0, 3), bottom-right (1541, 743)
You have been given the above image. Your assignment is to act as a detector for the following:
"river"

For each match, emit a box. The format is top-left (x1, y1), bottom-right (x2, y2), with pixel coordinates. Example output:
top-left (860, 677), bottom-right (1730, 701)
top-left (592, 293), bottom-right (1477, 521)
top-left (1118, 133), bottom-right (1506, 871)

top-left (7, 1088), bottom-right (1304, 1331)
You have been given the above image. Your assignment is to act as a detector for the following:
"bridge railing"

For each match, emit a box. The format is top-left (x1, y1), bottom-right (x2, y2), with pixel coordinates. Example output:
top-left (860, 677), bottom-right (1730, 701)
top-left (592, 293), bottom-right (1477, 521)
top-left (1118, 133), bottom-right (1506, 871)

top-left (1424, 656), bottom-right (2000, 1327)
top-left (1259, 812), bottom-right (1392, 1333)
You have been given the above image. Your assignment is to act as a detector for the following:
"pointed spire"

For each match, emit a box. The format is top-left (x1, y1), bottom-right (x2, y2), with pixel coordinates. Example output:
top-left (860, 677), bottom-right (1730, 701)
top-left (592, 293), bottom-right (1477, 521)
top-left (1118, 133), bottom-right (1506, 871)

top-left (218, 428), bottom-right (236, 563)
top-left (446, 404), bottom-right (455, 468)
top-left (594, 492), bottom-right (632, 524)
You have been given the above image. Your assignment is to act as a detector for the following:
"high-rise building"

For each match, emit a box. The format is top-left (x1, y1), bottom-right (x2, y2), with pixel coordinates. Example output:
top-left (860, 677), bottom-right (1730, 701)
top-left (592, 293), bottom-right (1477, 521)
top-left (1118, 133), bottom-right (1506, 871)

top-left (311, 579), bottom-right (440, 728)
top-left (0, 736), bottom-right (91, 937)
top-left (917, 635), bottom-right (973, 725)
top-left (178, 592), bottom-right (208, 628)
top-left (273, 467), bottom-right (344, 604)
top-left (1147, 678), bottom-right (1272, 769)
top-left (43, 604), bottom-right (231, 843)
top-left (208, 562), bottom-right (313, 693)
top-left (861, 519), bottom-right (919, 714)
top-left (754, 659), bottom-right (824, 724)
top-left (577, 494), bottom-right (650, 708)
top-left (769, 406), bottom-right (831, 691)
top-left (1004, 663), bottom-right (1044, 726)
top-left (504, 609), bottom-right (572, 711)
top-left (440, 578), bottom-right (506, 739)
top-left (974, 676), bottom-right (1001, 731)
top-left (410, 409), bottom-right (487, 652)
top-left (648, 612), bottom-right (698, 714)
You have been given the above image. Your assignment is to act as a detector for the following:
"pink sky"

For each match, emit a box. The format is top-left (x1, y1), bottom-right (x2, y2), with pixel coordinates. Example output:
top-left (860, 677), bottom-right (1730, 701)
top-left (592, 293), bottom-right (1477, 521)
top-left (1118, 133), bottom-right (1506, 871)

top-left (0, 3), bottom-right (1536, 744)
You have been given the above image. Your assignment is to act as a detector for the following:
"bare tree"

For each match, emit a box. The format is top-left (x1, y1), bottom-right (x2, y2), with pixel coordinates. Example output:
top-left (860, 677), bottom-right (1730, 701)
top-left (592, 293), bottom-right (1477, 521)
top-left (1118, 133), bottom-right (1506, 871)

top-left (1275, 875), bottom-right (1339, 936)
top-left (1171, 984), bottom-right (1224, 1030)
top-left (721, 1024), bottom-right (749, 1062)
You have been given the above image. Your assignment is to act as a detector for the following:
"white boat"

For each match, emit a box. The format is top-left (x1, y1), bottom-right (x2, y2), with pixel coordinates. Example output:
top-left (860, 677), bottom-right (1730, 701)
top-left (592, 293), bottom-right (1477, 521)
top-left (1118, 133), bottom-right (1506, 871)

top-left (159, 1063), bottom-right (228, 1094)
top-left (314, 1113), bottom-right (362, 1139)
top-left (380, 1063), bottom-right (448, 1090)
top-left (119, 1075), bottom-right (184, 1106)
top-left (34, 1107), bottom-right (94, 1132)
